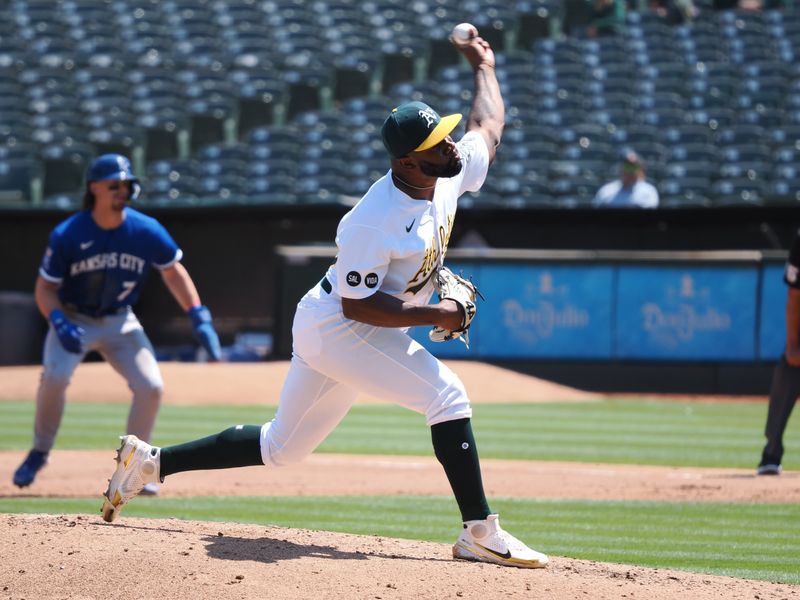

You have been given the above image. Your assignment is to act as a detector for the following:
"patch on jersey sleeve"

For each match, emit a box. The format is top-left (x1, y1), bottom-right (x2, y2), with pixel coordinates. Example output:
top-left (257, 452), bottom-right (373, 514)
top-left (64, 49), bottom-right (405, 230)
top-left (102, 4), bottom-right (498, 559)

top-left (346, 271), bottom-right (362, 286)
top-left (786, 263), bottom-right (799, 285)
top-left (42, 247), bottom-right (53, 270)
top-left (365, 273), bottom-right (379, 288)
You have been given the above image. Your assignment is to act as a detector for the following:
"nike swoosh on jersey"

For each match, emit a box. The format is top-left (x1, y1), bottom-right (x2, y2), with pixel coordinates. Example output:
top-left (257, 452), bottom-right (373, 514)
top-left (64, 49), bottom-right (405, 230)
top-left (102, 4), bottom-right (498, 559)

top-left (80, 241), bottom-right (94, 250)
top-left (405, 219), bottom-right (415, 233)
top-left (475, 543), bottom-right (512, 560)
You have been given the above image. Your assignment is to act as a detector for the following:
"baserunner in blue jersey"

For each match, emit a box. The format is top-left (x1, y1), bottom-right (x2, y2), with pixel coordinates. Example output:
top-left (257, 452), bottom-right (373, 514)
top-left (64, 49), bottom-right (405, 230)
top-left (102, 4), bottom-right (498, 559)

top-left (12, 154), bottom-right (222, 492)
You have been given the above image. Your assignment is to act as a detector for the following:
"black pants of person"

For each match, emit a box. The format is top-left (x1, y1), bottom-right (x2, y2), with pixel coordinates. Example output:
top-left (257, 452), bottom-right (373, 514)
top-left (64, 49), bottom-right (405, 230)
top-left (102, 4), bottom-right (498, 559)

top-left (762, 356), bottom-right (800, 464)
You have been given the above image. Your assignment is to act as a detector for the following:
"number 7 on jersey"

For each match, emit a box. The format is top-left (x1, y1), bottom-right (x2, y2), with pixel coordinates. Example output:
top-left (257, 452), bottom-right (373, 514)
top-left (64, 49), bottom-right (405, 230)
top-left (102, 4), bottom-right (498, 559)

top-left (117, 281), bottom-right (137, 302)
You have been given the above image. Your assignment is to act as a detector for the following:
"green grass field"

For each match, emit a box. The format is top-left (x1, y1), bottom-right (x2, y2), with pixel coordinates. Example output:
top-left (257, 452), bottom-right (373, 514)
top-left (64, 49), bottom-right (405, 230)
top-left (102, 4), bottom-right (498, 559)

top-left (2, 397), bottom-right (799, 584)
top-left (0, 398), bottom-right (796, 468)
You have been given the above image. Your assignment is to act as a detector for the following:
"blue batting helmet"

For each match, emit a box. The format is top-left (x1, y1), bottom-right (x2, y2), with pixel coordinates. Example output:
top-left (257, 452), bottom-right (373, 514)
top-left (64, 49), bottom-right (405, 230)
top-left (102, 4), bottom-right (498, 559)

top-left (86, 154), bottom-right (141, 200)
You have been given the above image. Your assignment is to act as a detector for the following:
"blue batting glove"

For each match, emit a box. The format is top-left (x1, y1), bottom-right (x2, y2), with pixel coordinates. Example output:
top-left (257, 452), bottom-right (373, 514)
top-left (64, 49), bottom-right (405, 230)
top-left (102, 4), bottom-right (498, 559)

top-left (188, 305), bottom-right (222, 361)
top-left (49, 309), bottom-right (85, 354)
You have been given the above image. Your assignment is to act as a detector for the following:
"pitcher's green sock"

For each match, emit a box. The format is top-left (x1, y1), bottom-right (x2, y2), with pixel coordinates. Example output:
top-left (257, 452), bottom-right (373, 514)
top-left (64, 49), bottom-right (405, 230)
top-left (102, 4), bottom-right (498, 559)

top-left (159, 425), bottom-right (262, 477)
top-left (431, 418), bottom-right (491, 522)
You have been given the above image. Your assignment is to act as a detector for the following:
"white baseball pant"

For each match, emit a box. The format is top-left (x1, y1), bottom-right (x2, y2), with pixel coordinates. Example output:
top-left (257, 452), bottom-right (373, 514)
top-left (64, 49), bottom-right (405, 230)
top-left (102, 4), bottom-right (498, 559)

top-left (259, 285), bottom-right (472, 467)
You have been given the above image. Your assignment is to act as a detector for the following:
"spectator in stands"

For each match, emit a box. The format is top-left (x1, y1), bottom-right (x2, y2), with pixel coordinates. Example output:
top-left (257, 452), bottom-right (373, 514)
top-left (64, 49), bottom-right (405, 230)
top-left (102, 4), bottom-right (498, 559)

top-left (587, 0), bottom-right (626, 37)
top-left (592, 149), bottom-right (660, 208)
top-left (712, 0), bottom-right (777, 9)
top-left (648, 0), bottom-right (698, 24)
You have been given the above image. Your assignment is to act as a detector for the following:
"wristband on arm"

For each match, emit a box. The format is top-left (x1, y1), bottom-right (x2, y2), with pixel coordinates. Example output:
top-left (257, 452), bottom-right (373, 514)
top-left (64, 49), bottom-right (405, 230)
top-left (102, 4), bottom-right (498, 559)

top-left (187, 305), bottom-right (222, 361)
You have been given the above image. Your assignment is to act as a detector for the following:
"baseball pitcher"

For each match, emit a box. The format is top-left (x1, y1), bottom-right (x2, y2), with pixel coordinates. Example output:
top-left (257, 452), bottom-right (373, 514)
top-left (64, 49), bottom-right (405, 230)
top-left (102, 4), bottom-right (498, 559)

top-left (99, 33), bottom-right (548, 568)
top-left (12, 154), bottom-right (222, 491)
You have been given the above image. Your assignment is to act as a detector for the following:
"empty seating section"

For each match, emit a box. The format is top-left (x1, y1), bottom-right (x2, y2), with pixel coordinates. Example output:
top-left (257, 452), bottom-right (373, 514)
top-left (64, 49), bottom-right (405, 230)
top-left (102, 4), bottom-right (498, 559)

top-left (0, 1), bottom-right (799, 207)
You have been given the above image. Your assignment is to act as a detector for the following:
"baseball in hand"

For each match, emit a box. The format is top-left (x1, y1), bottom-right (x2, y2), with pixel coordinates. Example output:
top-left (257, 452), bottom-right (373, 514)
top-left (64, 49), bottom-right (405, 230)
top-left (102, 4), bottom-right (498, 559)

top-left (450, 22), bottom-right (477, 46)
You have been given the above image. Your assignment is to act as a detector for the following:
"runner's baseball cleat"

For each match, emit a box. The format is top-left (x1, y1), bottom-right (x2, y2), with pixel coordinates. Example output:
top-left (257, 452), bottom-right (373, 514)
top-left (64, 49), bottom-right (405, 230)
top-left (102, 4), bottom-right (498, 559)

top-left (101, 435), bottom-right (161, 523)
top-left (453, 514), bottom-right (549, 569)
top-left (12, 449), bottom-right (49, 487)
top-left (757, 462), bottom-right (782, 475)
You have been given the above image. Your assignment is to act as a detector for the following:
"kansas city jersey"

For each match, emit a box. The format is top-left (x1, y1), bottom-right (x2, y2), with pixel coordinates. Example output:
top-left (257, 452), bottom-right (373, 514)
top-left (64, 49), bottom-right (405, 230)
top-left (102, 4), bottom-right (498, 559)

top-left (39, 207), bottom-right (182, 316)
top-left (325, 130), bottom-right (489, 306)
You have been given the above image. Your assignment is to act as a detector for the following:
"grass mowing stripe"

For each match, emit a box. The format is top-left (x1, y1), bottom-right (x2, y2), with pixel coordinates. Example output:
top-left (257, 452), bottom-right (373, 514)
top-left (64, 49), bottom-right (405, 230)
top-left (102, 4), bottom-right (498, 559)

top-left (0, 400), bottom-right (797, 469)
top-left (0, 496), bottom-right (796, 584)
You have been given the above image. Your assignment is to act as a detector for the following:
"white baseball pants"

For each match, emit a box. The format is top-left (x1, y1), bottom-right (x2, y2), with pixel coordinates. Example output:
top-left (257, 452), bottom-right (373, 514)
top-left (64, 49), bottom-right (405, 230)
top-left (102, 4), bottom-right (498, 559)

top-left (259, 285), bottom-right (472, 467)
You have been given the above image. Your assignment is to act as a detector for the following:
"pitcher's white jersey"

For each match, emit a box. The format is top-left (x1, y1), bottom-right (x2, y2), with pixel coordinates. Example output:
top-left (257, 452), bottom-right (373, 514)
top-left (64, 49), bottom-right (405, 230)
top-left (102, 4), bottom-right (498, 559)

top-left (323, 131), bottom-right (490, 307)
top-left (263, 130), bottom-right (492, 467)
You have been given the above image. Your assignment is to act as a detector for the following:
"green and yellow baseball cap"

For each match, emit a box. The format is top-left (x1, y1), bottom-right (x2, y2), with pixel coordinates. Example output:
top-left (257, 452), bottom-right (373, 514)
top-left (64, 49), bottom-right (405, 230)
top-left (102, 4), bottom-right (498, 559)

top-left (381, 101), bottom-right (462, 158)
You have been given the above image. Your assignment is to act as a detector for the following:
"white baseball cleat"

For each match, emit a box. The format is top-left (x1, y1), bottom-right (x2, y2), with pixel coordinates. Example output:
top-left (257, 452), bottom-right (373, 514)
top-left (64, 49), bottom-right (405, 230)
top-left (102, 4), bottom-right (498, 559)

top-left (101, 435), bottom-right (161, 523)
top-left (453, 514), bottom-right (549, 569)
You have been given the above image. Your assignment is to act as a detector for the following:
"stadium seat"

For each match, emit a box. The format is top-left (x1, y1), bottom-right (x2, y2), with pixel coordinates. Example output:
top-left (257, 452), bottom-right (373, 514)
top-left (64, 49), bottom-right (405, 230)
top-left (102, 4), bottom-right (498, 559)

top-left (502, 124), bottom-right (560, 147)
top-left (710, 178), bottom-right (766, 206)
top-left (660, 194), bottom-right (713, 208)
top-left (664, 162), bottom-right (715, 181)
top-left (86, 126), bottom-right (143, 158)
top-left (146, 158), bottom-right (199, 184)
top-left (42, 191), bottom-right (82, 210)
top-left (612, 125), bottom-right (659, 148)
top-left (636, 93), bottom-right (687, 112)
top-left (509, 141), bottom-right (560, 162)
top-left (547, 177), bottom-right (596, 202)
top-left (688, 107), bottom-right (736, 129)
top-left (142, 174), bottom-right (202, 206)
top-left (196, 174), bottom-right (248, 202)
top-left (551, 195), bottom-right (595, 209)
top-left (774, 145), bottom-right (800, 165)
top-left (247, 175), bottom-right (296, 204)
top-left (737, 108), bottom-right (785, 128)
top-left (720, 144), bottom-right (772, 164)
top-left (660, 124), bottom-right (714, 145)
top-left (296, 174), bottom-right (349, 203)
top-left (137, 110), bottom-right (188, 162)
top-left (586, 92), bottom-right (636, 113)
top-left (249, 158), bottom-right (298, 179)
top-left (659, 174), bottom-right (713, 196)
top-left (41, 142), bottom-right (95, 196)
top-left (0, 141), bottom-right (36, 161)
top-left (560, 142), bottom-right (615, 163)
top-left (0, 158), bottom-right (42, 204)
top-left (716, 124), bottom-right (766, 146)
top-left (766, 179), bottom-right (800, 205)
top-left (669, 143), bottom-right (719, 164)
top-left (283, 66), bottom-right (331, 120)
top-left (196, 143), bottom-right (249, 163)
top-left (636, 109), bottom-right (686, 128)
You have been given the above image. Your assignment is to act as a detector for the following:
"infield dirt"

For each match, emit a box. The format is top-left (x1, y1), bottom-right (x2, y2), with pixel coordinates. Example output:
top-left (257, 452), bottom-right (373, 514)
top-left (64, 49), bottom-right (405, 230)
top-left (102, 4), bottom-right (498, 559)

top-left (0, 361), bottom-right (796, 599)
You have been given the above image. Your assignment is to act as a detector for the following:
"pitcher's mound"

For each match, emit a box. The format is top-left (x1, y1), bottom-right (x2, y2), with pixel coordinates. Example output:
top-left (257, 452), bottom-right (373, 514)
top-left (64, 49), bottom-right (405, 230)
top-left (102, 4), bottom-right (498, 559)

top-left (1, 514), bottom-right (793, 600)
